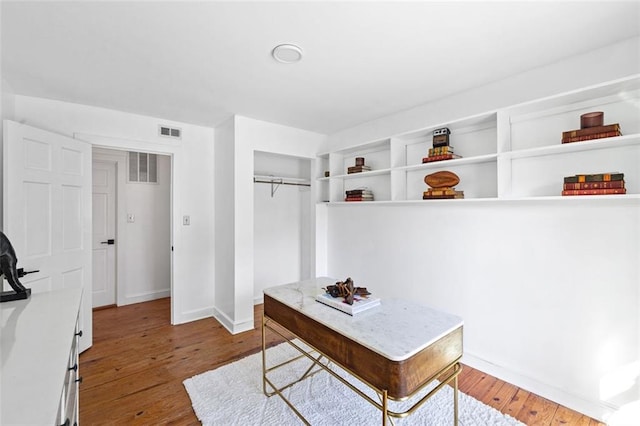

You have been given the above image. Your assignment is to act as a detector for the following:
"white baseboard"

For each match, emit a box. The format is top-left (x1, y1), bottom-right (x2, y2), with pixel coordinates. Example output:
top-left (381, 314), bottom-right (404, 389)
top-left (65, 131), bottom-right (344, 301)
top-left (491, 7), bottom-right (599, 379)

top-left (119, 289), bottom-right (170, 306)
top-left (212, 306), bottom-right (254, 335)
top-left (462, 352), bottom-right (617, 422)
top-left (173, 306), bottom-right (215, 325)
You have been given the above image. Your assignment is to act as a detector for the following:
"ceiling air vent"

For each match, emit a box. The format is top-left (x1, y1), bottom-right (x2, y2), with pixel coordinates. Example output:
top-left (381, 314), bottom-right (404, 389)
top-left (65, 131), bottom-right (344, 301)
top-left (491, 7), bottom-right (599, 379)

top-left (159, 125), bottom-right (181, 139)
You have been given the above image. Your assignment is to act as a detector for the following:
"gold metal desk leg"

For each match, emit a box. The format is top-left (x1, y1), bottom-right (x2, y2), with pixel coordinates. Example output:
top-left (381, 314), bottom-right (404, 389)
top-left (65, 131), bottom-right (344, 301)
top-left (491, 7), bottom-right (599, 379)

top-left (382, 389), bottom-right (388, 426)
top-left (261, 314), bottom-right (268, 396)
top-left (454, 373), bottom-right (459, 426)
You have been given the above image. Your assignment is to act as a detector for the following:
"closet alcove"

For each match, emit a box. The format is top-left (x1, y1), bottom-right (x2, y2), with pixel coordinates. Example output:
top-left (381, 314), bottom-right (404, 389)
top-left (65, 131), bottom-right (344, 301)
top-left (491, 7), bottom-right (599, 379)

top-left (253, 151), bottom-right (312, 302)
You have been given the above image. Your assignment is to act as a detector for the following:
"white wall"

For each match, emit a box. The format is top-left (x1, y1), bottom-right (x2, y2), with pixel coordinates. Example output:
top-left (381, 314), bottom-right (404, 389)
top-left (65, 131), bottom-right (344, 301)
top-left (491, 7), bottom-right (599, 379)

top-left (0, 77), bottom-right (16, 229)
top-left (322, 37), bottom-right (640, 422)
top-left (92, 148), bottom-right (171, 306)
top-left (111, 151), bottom-right (171, 304)
top-left (213, 116), bottom-right (235, 322)
top-left (329, 36), bottom-right (640, 150)
top-left (253, 152), bottom-right (311, 301)
top-left (213, 115), bottom-right (325, 333)
top-left (8, 95), bottom-right (215, 325)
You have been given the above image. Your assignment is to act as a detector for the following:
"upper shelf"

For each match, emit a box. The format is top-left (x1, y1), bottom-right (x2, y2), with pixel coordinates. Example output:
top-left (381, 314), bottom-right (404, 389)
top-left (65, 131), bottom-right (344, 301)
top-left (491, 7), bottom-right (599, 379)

top-left (396, 153), bottom-right (498, 172)
top-left (329, 168), bottom-right (392, 180)
top-left (505, 133), bottom-right (640, 159)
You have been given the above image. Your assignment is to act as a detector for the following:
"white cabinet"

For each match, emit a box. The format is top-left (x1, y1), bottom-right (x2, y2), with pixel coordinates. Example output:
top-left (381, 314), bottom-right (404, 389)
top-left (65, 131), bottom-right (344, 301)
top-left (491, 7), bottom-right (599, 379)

top-left (316, 74), bottom-right (640, 204)
top-left (1, 288), bottom-right (83, 425)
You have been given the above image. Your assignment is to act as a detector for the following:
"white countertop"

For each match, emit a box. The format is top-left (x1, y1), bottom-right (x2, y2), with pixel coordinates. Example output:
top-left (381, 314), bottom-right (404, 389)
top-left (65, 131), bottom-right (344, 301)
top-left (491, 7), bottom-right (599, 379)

top-left (264, 277), bottom-right (463, 362)
top-left (1, 288), bottom-right (83, 425)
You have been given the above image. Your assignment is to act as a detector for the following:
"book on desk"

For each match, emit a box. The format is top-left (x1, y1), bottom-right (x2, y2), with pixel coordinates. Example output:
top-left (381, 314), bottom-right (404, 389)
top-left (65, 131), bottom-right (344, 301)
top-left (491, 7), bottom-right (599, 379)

top-left (315, 293), bottom-right (381, 315)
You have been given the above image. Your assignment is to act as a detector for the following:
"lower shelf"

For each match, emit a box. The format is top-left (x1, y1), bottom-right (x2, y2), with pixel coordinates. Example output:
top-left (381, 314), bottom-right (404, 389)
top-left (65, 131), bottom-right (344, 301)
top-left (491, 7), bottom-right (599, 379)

top-left (317, 194), bottom-right (639, 206)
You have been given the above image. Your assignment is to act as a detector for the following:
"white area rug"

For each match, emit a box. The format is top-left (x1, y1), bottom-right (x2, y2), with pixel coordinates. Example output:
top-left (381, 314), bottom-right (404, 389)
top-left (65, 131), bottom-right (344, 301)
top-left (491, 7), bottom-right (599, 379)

top-left (184, 342), bottom-right (524, 425)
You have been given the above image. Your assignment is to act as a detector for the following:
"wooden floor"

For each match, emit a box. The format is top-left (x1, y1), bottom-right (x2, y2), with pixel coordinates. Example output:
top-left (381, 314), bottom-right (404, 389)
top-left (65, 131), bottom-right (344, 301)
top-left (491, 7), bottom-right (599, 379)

top-left (80, 298), bottom-right (603, 425)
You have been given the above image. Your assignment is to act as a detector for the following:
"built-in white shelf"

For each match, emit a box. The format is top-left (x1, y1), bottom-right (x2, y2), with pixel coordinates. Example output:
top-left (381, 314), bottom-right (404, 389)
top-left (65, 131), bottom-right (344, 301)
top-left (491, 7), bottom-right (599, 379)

top-left (314, 74), bottom-right (640, 204)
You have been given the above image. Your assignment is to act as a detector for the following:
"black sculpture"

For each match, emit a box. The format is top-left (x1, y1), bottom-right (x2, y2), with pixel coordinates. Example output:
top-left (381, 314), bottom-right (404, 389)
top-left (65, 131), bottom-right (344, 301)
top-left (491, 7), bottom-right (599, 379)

top-left (0, 231), bottom-right (31, 302)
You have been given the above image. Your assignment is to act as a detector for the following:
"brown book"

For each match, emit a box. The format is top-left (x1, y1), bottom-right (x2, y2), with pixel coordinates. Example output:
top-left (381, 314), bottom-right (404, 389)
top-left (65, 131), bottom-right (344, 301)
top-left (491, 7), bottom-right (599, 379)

top-left (563, 181), bottom-right (625, 190)
top-left (423, 190), bottom-right (464, 199)
top-left (422, 154), bottom-right (462, 163)
top-left (428, 146), bottom-right (455, 156)
top-left (345, 196), bottom-right (374, 202)
top-left (561, 123), bottom-right (621, 139)
top-left (562, 130), bottom-right (621, 143)
top-left (345, 189), bottom-right (373, 196)
top-left (422, 194), bottom-right (464, 199)
top-left (424, 187), bottom-right (457, 196)
top-left (561, 188), bottom-right (626, 196)
top-left (347, 165), bottom-right (372, 174)
top-left (564, 173), bottom-right (624, 183)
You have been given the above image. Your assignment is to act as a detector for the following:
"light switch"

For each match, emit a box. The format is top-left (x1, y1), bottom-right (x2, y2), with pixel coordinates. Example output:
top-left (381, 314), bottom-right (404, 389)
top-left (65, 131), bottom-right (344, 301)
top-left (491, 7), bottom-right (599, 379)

top-left (127, 214), bottom-right (135, 223)
top-left (183, 215), bottom-right (190, 226)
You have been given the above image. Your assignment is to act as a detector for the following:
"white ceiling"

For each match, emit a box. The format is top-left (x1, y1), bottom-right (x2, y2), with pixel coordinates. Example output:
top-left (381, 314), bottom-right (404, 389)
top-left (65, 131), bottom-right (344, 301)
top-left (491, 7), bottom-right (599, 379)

top-left (2, 1), bottom-right (639, 134)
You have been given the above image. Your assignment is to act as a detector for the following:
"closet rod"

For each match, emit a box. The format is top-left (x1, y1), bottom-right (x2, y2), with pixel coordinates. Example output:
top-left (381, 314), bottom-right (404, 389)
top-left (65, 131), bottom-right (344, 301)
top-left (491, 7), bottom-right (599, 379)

top-left (253, 179), bottom-right (310, 187)
top-left (253, 177), bottom-right (310, 197)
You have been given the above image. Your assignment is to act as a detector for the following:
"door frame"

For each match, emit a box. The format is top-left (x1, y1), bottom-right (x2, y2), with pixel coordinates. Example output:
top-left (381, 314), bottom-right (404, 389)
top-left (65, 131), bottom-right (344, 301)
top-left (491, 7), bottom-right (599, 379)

top-left (77, 134), bottom-right (177, 324)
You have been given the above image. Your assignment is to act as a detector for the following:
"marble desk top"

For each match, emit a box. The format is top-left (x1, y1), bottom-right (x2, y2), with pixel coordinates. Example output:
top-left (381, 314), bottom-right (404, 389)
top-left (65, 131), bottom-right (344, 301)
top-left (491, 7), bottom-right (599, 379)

top-left (263, 277), bottom-right (463, 362)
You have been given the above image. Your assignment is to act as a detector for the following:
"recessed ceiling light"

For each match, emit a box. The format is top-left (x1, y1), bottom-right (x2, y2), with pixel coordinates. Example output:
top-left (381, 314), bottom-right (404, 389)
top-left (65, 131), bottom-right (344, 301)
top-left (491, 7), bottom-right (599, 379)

top-left (272, 44), bottom-right (303, 64)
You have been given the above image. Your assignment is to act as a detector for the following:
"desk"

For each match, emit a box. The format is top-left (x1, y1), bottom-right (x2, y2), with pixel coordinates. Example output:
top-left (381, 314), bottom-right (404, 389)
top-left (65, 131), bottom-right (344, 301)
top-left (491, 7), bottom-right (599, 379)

top-left (262, 277), bottom-right (463, 425)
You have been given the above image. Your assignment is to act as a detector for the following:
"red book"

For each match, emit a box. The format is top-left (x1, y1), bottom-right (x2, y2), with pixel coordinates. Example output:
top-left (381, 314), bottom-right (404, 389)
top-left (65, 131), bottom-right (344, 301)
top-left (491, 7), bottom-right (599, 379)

top-left (563, 181), bottom-right (625, 190)
top-left (345, 196), bottom-right (374, 202)
top-left (421, 154), bottom-right (462, 163)
top-left (561, 188), bottom-right (626, 196)
top-left (561, 123), bottom-right (621, 139)
top-left (562, 130), bottom-right (621, 143)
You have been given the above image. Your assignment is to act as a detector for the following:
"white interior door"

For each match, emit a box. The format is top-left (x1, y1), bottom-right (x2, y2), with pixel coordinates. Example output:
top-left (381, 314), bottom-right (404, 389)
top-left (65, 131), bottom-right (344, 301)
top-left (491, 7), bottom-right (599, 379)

top-left (3, 120), bottom-right (92, 352)
top-left (92, 160), bottom-right (116, 307)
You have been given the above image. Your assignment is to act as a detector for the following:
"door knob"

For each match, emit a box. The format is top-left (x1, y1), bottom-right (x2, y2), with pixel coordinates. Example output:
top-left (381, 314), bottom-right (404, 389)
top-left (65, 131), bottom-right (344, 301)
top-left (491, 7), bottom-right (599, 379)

top-left (100, 239), bottom-right (115, 245)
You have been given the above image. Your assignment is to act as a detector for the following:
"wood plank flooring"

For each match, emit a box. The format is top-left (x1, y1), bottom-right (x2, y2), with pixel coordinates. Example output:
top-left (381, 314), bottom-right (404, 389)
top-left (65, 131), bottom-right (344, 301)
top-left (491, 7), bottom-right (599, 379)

top-left (80, 298), bottom-right (604, 425)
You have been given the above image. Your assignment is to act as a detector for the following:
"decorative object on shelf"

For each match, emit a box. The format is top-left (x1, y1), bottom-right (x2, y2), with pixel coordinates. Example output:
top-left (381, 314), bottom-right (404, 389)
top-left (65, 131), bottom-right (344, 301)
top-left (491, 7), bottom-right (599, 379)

top-left (0, 231), bottom-right (32, 303)
top-left (433, 127), bottom-right (451, 147)
top-left (562, 172), bottom-right (626, 196)
top-left (424, 170), bottom-right (460, 188)
top-left (423, 171), bottom-right (464, 199)
top-left (345, 188), bottom-right (374, 202)
top-left (347, 157), bottom-right (371, 174)
top-left (562, 112), bottom-right (621, 144)
top-left (580, 111), bottom-right (604, 128)
top-left (423, 127), bottom-right (462, 163)
top-left (317, 277), bottom-right (380, 315)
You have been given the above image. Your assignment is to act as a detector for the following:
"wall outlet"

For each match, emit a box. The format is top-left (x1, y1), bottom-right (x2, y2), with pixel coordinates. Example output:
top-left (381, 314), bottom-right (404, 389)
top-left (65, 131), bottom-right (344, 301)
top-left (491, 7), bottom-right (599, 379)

top-left (127, 214), bottom-right (135, 223)
top-left (183, 215), bottom-right (190, 226)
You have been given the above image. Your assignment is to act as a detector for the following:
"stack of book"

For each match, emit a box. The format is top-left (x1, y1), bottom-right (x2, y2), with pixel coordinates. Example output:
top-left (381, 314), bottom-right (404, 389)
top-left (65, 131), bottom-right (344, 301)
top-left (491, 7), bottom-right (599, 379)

top-left (347, 156), bottom-right (371, 174)
top-left (423, 187), bottom-right (464, 199)
top-left (562, 123), bottom-right (622, 144)
top-left (562, 172), bottom-right (626, 196)
top-left (315, 292), bottom-right (381, 315)
top-left (345, 188), bottom-right (374, 202)
top-left (422, 127), bottom-right (462, 163)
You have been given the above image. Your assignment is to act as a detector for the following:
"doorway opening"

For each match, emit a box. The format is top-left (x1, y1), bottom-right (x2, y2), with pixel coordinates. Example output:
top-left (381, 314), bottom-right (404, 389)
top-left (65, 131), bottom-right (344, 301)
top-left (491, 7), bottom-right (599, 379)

top-left (91, 147), bottom-right (171, 311)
